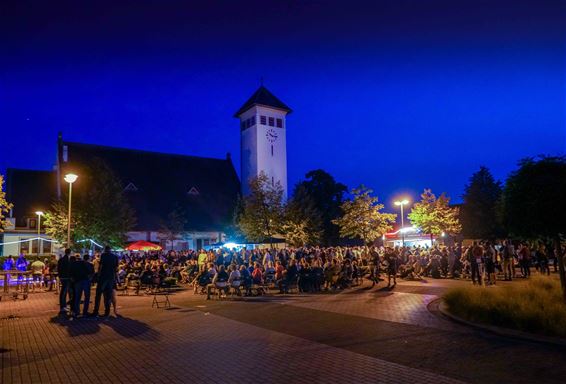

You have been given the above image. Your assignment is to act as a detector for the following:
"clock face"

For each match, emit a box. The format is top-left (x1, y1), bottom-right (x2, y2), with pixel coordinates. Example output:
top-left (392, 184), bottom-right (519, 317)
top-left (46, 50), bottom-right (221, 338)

top-left (266, 128), bottom-right (278, 143)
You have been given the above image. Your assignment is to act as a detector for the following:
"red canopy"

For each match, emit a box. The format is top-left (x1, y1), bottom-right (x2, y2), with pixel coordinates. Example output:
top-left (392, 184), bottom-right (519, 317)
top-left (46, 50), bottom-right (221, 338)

top-left (125, 240), bottom-right (162, 251)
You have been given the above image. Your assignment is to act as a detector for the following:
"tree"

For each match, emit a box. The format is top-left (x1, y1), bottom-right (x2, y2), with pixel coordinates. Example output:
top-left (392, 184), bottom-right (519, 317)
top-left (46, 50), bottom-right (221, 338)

top-left (281, 186), bottom-right (322, 247)
top-left (43, 200), bottom-right (72, 244)
top-left (237, 172), bottom-right (284, 245)
top-left (160, 206), bottom-right (187, 250)
top-left (332, 185), bottom-right (396, 245)
top-left (44, 159), bottom-right (136, 249)
top-left (291, 169), bottom-right (347, 246)
top-left (408, 189), bottom-right (461, 244)
top-left (0, 175), bottom-right (14, 232)
top-left (501, 156), bottom-right (566, 302)
top-left (460, 166), bottom-right (503, 239)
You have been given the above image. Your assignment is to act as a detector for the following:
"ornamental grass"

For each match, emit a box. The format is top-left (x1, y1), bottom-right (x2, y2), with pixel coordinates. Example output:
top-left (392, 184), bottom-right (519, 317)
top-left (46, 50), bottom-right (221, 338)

top-left (444, 276), bottom-right (566, 338)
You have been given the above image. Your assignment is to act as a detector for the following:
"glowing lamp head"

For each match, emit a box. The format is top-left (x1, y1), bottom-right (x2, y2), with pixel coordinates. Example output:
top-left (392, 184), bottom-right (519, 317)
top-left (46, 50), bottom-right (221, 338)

top-left (64, 173), bottom-right (78, 184)
top-left (394, 199), bottom-right (409, 206)
top-left (35, 211), bottom-right (44, 216)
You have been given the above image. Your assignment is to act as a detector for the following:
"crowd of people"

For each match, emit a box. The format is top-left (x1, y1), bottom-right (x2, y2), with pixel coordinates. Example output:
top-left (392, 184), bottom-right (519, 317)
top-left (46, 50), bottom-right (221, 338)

top-left (2, 239), bottom-right (564, 308)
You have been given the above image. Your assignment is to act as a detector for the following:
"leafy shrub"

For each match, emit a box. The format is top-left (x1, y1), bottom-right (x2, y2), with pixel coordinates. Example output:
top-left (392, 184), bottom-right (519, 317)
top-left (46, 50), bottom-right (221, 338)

top-left (444, 276), bottom-right (566, 338)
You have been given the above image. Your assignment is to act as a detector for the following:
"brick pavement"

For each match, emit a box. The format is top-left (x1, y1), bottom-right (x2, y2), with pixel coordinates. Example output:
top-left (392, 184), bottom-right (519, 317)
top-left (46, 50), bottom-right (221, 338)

top-left (1, 288), bottom-right (466, 384)
top-left (277, 279), bottom-right (472, 331)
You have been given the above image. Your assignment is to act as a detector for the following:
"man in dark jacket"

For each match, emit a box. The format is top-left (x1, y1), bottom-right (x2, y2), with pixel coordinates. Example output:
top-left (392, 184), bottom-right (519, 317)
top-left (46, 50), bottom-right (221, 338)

top-left (92, 246), bottom-right (118, 318)
top-left (58, 248), bottom-right (72, 314)
top-left (71, 254), bottom-right (95, 317)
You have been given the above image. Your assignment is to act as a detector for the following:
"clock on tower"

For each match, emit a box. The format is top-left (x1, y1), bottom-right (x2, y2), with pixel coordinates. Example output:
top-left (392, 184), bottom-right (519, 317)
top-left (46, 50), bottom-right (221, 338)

top-left (235, 85), bottom-right (291, 200)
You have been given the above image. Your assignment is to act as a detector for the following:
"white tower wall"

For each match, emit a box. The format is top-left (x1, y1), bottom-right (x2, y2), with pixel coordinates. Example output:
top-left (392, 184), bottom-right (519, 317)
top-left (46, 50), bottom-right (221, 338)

top-left (239, 105), bottom-right (288, 200)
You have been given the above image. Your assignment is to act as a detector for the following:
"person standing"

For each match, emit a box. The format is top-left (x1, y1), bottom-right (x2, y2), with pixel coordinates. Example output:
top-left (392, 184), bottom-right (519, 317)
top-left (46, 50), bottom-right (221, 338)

top-left (502, 240), bottom-right (514, 281)
top-left (58, 249), bottom-right (72, 315)
top-left (71, 254), bottom-right (94, 318)
top-left (92, 246), bottom-right (118, 318)
top-left (385, 248), bottom-right (398, 288)
top-left (468, 242), bottom-right (483, 285)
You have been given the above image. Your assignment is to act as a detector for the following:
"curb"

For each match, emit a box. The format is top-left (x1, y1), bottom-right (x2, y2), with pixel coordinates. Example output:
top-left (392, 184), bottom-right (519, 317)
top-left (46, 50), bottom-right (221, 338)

top-left (434, 299), bottom-right (566, 348)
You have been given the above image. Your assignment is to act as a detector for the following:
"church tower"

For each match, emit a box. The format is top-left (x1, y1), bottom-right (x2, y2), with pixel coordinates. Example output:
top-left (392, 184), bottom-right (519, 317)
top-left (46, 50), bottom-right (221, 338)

top-left (235, 85), bottom-right (291, 199)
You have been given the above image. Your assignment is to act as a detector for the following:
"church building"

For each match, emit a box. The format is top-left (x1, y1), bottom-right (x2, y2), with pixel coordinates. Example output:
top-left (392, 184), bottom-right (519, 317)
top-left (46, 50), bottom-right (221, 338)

top-left (1, 85), bottom-right (291, 255)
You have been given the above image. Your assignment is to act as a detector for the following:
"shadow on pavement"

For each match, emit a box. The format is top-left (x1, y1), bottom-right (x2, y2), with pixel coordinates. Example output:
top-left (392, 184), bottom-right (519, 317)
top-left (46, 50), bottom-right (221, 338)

top-left (103, 315), bottom-right (160, 341)
top-left (49, 315), bottom-right (160, 340)
top-left (50, 315), bottom-right (101, 336)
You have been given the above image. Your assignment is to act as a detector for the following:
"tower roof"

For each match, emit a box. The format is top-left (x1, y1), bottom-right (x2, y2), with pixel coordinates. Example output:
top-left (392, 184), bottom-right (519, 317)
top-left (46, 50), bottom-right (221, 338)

top-left (234, 85), bottom-right (292, 117)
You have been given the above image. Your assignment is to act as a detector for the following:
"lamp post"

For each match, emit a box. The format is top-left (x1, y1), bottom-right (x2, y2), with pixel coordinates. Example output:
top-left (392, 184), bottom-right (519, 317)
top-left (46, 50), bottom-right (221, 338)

top-left (35, 211), bottom-right (44, 256)
top-left (394, 199), bottom-right (409, 246)
top-left (64, 173), bottom-right (78, 248)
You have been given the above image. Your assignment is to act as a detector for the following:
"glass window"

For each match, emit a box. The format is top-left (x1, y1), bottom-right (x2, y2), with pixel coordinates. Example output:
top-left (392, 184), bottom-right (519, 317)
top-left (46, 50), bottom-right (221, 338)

top-left (240, 121), bottom-right (245, 129)
top-left (31, 239), bottom-right (39, 254)
top-left (268, 117), bottom-right (274, 126)
top-left (251, 116), bottom-right (256, 126)
top-left (276, 118), bottom-right (283, 128)
top-left (260, 115), bottom-right (267, 125)
top-left (20, 240), bottom-right (30, 256)
top-left (42, 240), bottom-right (52, 254)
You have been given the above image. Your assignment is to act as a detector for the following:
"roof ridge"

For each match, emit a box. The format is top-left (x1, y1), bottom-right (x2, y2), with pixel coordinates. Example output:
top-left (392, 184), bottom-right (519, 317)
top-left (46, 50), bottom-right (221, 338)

top-left (63, 141), bottom-right (231, 162)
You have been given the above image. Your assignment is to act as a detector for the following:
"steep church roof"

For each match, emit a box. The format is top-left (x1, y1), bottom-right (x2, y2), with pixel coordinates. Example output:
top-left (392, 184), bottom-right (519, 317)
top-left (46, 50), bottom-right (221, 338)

top-left (58, 141), bottom-right (240, 232)
top-left (234, 85), bottom-right (292, 117)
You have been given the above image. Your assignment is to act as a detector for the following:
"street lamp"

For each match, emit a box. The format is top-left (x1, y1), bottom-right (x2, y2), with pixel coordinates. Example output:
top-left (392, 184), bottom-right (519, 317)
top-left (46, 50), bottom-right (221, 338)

top-left (35, 211), bottom-right (44, 256)
top-left (64, 173), bottom-right (78, 247)
top-left (394, 199), bottom-right (409, 246)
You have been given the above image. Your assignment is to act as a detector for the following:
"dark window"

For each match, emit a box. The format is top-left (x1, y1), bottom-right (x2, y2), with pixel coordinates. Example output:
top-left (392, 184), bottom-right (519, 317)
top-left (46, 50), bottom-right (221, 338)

top-left (268, 117), bottom-right (275, 126)
top-left (272, 176), bottom-right (274, 186)
top-left (42, 240), bottom-right (51, 254)
top-left (20, 240), bottom-right (30, 255)
top-left (276, 118), bottom-right (283, 128)
top-left (260, 115), bottom-right (267, 125)
top-left (241, 121), bottom-right (245, 129)
top-left (271, 145), bottom-right (274, 157)
top-left (251, 116), bottom-right (256, 126)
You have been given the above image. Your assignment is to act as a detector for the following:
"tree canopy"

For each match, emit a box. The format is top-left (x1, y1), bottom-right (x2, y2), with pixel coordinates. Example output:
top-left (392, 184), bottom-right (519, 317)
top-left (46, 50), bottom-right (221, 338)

top-left (0, 175), bottom-right (13, 232)
top-left (237, 172), bottom-right (284, 243)
top-left (460, 166), bottom-right (503, 239)
top-left (408, 189), bottom-right (461, 240)
top-left (332, 185), bottom-right (396, 245)
top-left (291, 169), bottom-right (347, 246)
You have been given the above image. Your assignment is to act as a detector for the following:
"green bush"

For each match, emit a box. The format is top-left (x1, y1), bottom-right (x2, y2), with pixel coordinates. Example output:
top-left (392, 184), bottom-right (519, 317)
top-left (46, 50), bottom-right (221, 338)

top-left (444, 276), bottom-right (566, 338)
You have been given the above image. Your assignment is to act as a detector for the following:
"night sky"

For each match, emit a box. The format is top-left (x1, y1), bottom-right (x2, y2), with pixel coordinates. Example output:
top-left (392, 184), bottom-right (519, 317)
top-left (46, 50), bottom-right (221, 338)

top-left (1, 0), bottom-right (564, 206)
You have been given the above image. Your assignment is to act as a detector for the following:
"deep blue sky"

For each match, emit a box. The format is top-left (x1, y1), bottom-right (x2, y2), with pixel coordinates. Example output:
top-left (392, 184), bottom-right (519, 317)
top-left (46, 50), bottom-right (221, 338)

top-left (1, 0), bottom-right (564, 207)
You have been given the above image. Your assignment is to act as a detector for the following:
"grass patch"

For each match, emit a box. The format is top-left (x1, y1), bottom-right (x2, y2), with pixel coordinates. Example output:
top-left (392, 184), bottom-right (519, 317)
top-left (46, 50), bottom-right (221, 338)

top-left (444, 276), bottom-right (566, 338)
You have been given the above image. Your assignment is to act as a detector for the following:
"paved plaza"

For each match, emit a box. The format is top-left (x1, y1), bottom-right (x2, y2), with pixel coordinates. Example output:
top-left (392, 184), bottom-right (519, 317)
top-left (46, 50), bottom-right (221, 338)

top-left (2, 279), bottom-right (566, 384)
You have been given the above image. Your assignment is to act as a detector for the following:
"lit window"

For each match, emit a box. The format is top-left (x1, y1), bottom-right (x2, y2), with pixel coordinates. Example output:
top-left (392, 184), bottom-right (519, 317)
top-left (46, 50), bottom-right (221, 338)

top-left (268, 117), bottom-right (275, 126)
top-left (276, 118), bottom-right (283, 128)
top-left (260, 115), bottom-right (267, 125)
